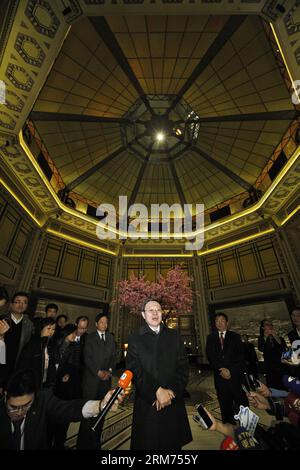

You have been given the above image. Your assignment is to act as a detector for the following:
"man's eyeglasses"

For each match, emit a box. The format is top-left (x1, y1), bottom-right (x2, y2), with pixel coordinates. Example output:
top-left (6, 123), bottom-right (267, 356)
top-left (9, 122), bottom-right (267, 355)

top-left (12, 301), bottom-right (28, 305)
top-left (6, 399), bottom-right (33, 414)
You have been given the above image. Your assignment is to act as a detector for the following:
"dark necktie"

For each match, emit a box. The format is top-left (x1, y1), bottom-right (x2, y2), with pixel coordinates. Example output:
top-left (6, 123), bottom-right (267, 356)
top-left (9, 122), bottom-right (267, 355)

top-left (101, 333), bottom-right (105, 342)
top-left (12, 419), bottom-right (23, 450)
top-left (220, 332), bottom-right (224, 350)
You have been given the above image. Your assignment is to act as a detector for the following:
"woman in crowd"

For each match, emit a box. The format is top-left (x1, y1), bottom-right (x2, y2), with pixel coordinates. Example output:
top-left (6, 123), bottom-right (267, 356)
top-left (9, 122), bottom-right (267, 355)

top-left (258, 319), bottom-right (288, 394)
top-left (17, 317), bottom-right (56, 389)
top-left (52, 323), bottom-right (81, 449)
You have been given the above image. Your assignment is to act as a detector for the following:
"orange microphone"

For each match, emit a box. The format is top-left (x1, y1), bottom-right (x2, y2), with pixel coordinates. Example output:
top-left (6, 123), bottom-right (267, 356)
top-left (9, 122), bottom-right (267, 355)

top-left (91, 370), bottom-right (133, 431)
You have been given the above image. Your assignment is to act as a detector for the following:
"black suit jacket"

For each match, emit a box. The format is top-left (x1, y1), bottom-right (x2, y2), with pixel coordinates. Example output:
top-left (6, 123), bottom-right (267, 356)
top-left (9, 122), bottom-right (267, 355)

top-left (17, 336), bottom-right (56, 389)
top-left (288, 329), bottom-right (300, 344)
top-left (82, 331), bottom-right (116, 399)
top-left (0, 389), bottom-right (86, 450)
top-left (1, 313), bottom-right (34, 366)
top-left (206, 330), bottom-right (245, 386)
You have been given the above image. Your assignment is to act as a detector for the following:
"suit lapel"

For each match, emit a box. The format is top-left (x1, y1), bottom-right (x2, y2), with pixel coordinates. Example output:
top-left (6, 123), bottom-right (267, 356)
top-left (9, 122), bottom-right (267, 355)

top-left (215, 332), bottom-right (222, 352)
top-left (222, 331), bottom-right (230, 353)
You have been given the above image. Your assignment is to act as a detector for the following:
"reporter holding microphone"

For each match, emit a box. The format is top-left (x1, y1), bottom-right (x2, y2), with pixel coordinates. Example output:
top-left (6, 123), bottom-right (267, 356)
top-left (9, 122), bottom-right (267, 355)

top-left (126, 298), bottom-right (192, 450)
top-left (0, 368), bottom-right (124, 450)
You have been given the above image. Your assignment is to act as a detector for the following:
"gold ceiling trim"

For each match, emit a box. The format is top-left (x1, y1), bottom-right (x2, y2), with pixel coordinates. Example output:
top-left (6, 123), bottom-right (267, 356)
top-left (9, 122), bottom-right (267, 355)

top-left (46, 228), bottom-right (117, 256)
top-left (19, 131), bottom-right (123, 237)
top-left (123, 253), bottom-right (194, 258)
top-left (0, 177), bottom-right (42, 227)
top-left (198, 228), bottom-right (275, 256)
top-left (280, 204), bottom-right (300, 226)
top-left (1, 169), bottom-right (298, 258)
top-left (19, 128), bottom-right (300, 238)
top-left (270, 23), bottom-right (297, 94)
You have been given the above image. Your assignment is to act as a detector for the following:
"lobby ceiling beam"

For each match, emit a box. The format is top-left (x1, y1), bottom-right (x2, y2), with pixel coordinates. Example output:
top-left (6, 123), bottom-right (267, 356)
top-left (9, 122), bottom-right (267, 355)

top-left (168, 157), bottom-right (188, 208)
top-left (66, 145), bottom-right (127, 191)
top-left (30, 111), bottom-right (134, 125)
top-left (182, 142), bottom-right (252, 191)
top-left (66, 131), bottom-right (148, 191)
top-left (127, 143), bottom-right (147, 162)
top-left (174, 109), bottom-right (300, 125)
top-left (166, 15), bottom-right (246, 115)
top-left (128, 144), bottom-right (153, 209)
top-left (89, 17), bottom-right (153, 116)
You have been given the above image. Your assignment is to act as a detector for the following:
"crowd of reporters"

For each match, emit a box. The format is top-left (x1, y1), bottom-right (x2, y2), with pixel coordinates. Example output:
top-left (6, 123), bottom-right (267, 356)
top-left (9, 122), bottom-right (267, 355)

top-left (201, 307), bottom-right (300, 450)
top-left (1, 284), bottom-right (300, 451)
top-left (0, 287), bottom-right (117, 450)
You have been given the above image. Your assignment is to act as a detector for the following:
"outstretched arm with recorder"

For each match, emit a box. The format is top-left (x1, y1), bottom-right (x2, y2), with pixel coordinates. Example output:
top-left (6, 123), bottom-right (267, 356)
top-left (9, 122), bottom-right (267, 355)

top-left (91, 370), bottom-right (132, 431)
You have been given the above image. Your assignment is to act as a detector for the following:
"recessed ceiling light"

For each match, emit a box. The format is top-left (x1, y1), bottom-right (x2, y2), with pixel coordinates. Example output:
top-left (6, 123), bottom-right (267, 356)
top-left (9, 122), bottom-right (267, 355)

top-left (155, 132), bottom-right (165, 142)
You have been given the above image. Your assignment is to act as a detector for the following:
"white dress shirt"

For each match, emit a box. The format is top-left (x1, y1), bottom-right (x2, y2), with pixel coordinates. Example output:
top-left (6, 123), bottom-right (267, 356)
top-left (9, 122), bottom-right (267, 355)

top-left (97, 330), bottom-right (105, 341)
top-left (11, 314), bottom-right (23, 325)
top-left (149, 326), bottom-right (160, 334)
top-left (219, 330), bottom-right (227, 339)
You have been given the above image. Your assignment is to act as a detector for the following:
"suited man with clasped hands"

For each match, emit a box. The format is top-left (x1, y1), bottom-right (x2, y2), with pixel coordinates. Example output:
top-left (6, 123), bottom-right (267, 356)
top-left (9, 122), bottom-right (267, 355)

top-left (206, 312), bottom-right (248, 424)
top-left (77, 312), bottom-right (116, 450)
top-left (82, 313), bottom-right (116, 400)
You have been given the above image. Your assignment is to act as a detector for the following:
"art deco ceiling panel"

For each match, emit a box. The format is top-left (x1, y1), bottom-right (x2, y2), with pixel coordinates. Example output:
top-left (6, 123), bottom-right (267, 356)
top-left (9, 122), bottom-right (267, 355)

top-left (29, 13), bottom-right (296, 216)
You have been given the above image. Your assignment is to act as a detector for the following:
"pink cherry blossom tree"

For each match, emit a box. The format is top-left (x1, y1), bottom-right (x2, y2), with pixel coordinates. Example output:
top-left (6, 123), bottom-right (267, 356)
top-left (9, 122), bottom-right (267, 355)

top-left (114, 266), bottom-right (193, 320)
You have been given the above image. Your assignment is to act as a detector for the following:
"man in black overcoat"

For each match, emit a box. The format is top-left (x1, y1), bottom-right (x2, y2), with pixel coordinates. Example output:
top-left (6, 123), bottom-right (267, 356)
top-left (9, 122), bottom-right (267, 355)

top-left (126, 299), bottom-right (192, 450)
top-left (206, 312), bottom-right (248, 424)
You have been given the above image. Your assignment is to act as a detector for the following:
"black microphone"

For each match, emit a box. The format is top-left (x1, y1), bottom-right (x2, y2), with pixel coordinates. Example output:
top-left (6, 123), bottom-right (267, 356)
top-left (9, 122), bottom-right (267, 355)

top-left (91, 370), bottom-right (133, 431)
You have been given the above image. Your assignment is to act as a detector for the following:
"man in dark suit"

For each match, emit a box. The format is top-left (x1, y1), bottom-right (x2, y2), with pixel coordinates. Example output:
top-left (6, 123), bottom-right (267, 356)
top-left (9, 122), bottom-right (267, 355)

top-left (74, 315), bottom-right (89, 386)
top-left (126, 298), bottom-right (192, 450)
top-left (81, 313), bottom-right (115, 400)
top-left (206, 312), bottom-right (247, 424)
top-left (77, 312), bottom-right (115, 450)
top-left (0, 292), bottom-right (34, 384)
top-left (0, 368), bottom-right (122, 450)
top-left (0, 286), bottom-right (9, 391)
top-left (288, 307), bottom-right (300, 344)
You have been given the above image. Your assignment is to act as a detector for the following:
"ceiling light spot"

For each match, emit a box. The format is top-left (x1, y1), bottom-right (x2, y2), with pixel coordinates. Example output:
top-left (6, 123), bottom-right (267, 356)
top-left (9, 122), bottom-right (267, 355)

top-left (155, 132), bottom-right (165, 142)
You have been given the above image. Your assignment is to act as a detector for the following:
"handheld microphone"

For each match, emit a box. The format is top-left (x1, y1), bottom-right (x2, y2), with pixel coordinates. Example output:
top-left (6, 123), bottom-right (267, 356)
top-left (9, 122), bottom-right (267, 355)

top-left (91, 370), bottom-right (133, 431)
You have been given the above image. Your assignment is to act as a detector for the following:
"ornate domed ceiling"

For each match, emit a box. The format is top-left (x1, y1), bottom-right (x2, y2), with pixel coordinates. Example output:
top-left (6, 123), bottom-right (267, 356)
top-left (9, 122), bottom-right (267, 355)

top-left (0, 1), bottom-right (300, 256)
top-left (30, 14), bottom-right (297, 215)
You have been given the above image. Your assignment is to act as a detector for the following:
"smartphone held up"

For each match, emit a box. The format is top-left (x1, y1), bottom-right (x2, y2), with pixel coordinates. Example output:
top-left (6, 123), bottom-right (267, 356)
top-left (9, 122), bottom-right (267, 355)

top-left (193, 404), bottom-right (213, 430)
